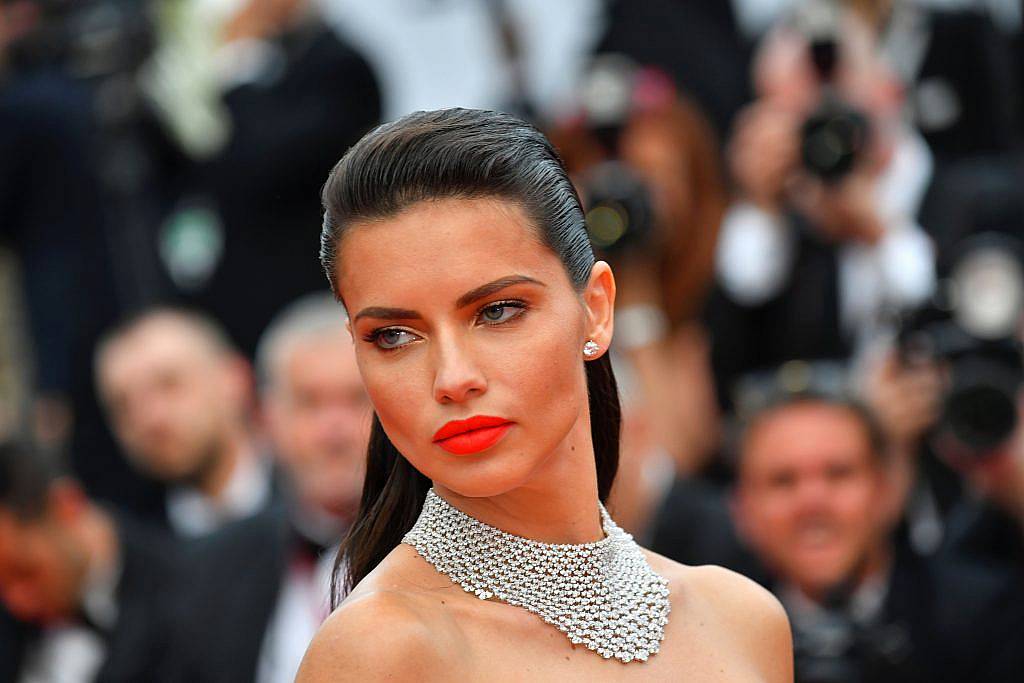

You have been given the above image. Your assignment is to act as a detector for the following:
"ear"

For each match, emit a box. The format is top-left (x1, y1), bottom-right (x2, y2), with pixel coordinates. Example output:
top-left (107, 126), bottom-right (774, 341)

top-left (582, 261), bottom-right (616, 358)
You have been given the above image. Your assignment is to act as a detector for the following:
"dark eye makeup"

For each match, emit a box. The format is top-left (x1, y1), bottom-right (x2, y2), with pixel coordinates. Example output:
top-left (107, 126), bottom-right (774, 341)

top-left (362, 299), bottom-right (529, 352)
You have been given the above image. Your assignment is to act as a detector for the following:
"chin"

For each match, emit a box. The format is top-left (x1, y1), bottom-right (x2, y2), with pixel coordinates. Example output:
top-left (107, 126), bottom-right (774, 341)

top-left (425, 460), bottom-right (538, 499)
top-left (792, 562), bottom-right (858, 596)
top-left (411, 441), bottom-right (552, 500)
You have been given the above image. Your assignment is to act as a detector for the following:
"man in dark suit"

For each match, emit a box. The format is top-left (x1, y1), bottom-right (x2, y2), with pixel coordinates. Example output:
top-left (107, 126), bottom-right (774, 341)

top-left (731, 392), bottom-right (1024, 682)
top-left (0, 439), bottom-right (183, 682)
top-left (95, 308), bottom-right (275, 538)
top-left (165, 293), bottom-right (369, 682)
top-left (173, 0), bottom-right (381, 356)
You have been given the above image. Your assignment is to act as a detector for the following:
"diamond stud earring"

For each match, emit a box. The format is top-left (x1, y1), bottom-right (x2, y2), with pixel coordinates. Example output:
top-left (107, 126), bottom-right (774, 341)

top-left (582, 340), bottom-right (601, 358)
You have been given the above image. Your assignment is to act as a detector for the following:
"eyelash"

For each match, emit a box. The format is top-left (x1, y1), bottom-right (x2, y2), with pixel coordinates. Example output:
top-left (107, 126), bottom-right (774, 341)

top-left (362, 299), bottom-right (529, 352)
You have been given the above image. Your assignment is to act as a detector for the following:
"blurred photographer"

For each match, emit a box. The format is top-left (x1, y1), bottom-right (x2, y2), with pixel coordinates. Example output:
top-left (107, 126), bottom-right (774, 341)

top-left (0, 0), bottom-right (109, 453)
top-left (865, 230), bottom-right (1024, 566)
top-left (142, 0), bottom-right (381, 355)
top-left (549, 56), bottom-right (726, 536)
top-left (709, 1), bottom-right (936, 413)
top-left (733, 391), bottom-right (1024, 683)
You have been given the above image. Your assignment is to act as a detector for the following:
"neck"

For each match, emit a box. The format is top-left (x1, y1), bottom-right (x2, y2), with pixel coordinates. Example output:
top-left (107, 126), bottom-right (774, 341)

top-left (432, 412), bottom-right (604, 545)
top-left (196, 426), bottom-right (250, 499)
top-left (800, 541), bottom-right (893, 606)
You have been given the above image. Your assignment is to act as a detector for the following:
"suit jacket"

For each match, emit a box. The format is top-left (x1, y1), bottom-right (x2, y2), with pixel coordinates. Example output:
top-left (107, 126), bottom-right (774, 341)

top-left (856, 548), bottom-right (1024, 683)
top-left (705, 215), bottom-right (847, 412)
top-left (186, 19), bottom-right (381, 356)
top-left (782, 547), bottom-right (1024, 683)
top-left (0, 513), bottom-right (184, 683)
top-left (166, 502), bottom-right (293, 683)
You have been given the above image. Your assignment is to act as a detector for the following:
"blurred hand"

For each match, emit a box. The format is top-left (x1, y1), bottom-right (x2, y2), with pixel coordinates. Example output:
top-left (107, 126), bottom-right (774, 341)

top-left (727, 103), bottom-right (800, 213)
top-left (960, 400), bottom-right (1024, 524)
top-left (864, 351), bottom-right (944, 453)
top-left (791, 167), bottom-right (885, 245)
top-left (221, 0), bottom-right (305, 45)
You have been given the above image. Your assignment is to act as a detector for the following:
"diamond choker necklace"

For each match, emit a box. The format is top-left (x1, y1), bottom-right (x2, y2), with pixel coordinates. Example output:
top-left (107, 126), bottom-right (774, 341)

top-left (402, 489), bottom-right (671, 663)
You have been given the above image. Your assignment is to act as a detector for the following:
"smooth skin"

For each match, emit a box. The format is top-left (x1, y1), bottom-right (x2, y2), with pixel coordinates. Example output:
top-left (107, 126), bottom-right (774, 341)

top-left (297, 197), bottom-right (792, 681)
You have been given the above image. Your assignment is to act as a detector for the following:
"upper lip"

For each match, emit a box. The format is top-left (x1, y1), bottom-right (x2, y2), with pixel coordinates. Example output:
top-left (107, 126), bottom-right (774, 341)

top-left (432, 415), bottom-right (512, 442)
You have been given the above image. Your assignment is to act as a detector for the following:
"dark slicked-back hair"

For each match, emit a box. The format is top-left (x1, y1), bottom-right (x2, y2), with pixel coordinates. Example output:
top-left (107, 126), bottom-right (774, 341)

top-left (319, 108), bottom-right (620, 606)
top-left (320, 108), bottom-right (595, 293)
top-left (0, 440), bottom-right (60, 521)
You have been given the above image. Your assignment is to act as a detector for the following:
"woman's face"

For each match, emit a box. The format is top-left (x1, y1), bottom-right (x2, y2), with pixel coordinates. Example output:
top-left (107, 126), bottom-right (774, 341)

top-left (336, 197), bottom-right (614, 498)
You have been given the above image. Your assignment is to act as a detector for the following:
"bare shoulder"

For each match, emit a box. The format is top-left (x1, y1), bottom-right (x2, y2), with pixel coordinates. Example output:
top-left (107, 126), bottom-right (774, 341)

top-left (296, 589), bottom-right (449, 682)
top-left (296, 546), bottom-right (462, 682)
top-left (644, 551), bottom-right (793, 682)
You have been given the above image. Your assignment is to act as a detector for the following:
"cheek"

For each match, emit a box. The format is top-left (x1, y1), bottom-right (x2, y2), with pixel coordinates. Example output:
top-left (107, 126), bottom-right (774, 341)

top-left (755, 492), bottom-right (795, 529)
top-left (357, 314), bottom-right (588, 488)
top-left (833, 477), bottom-right (875, 518)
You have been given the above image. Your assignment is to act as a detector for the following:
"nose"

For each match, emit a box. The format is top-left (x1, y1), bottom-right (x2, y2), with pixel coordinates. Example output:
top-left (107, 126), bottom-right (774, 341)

top-left (431, 335), bottom-right (487, 404)
top-left (793, 476), bottom-right (832, 513)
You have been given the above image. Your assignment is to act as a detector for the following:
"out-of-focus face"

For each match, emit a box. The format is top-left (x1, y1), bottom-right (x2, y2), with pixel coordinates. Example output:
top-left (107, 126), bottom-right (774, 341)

top-left (97, 317), bottom-right (245, 484)
top-left (265, 334), bottom-right (371, 518)
top-left (0, 511), bottom-right (85, 624)
top-left (735, 402), bottom-right (885, 598)
top-left (337, 197), bottom-right (610, 499)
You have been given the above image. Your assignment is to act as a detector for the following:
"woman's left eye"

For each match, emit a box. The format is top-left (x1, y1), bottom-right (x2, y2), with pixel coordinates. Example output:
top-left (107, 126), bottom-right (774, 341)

top-left (478, 301), bottom-right (525, 325)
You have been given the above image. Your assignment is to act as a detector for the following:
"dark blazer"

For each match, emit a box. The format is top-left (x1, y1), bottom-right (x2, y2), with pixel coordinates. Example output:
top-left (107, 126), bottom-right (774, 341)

top-left (166, 502), bottom-right (293, 683)
top-left (594, 0), bottom-right (752, 140)
top-left (186, 20), bottom-right (381, 356)
top-left (911, 9), bottom-right (1022, 162)
top-left (705, 215), bottom-right (848, 412)
top-left (0, 513), bottom-right (184, 682)
top-left (859, 548), bottom-right (1024, 683)
top-left (649, 477), bottom-right (768, 582)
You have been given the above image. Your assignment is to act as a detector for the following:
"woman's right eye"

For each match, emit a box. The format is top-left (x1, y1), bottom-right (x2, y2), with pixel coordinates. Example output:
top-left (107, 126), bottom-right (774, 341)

top-left (370, 328), bottom-right (419, 350)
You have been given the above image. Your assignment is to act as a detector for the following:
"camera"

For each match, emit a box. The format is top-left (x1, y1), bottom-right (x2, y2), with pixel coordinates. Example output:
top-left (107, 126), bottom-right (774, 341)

top-left (898, 233), bottom-right (1024, 460)
top-left (800, 96), bottom-right (871, 183)
top-left (579, 161), bottom-right (656, 255)
top-left (795, 1), bottom-right (872, 183)
top-left (574, 54), bottom-right (660, 256)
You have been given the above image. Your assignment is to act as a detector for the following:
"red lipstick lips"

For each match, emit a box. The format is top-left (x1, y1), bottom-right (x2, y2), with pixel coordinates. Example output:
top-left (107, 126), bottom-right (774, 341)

top-left (432, 415), bottom-right (513, 455)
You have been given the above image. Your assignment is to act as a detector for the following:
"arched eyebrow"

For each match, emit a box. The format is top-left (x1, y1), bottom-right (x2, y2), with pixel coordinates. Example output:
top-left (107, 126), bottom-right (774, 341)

top-left (353, 275), bottom-right (546, 323)
top-left (454, 275), bottom-right (545, 309)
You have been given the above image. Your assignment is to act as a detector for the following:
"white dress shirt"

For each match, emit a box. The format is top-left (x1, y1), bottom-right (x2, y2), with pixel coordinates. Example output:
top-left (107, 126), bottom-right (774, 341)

top-left (166, 451), bottom-right (272, 537)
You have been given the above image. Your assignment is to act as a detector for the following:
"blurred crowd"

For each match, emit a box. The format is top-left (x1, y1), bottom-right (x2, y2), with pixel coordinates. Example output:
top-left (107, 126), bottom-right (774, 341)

top-left (2, 0), bottom-right (1024, 681)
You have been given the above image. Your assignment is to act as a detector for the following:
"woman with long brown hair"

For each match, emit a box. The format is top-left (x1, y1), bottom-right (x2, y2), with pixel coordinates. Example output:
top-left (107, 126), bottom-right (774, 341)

top-left (297, 108), bottom-right (791, 681)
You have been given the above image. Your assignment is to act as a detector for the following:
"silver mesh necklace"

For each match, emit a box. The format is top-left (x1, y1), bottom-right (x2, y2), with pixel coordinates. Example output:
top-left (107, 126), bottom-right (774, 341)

top-left (402, 489), bottom-right (671, 663)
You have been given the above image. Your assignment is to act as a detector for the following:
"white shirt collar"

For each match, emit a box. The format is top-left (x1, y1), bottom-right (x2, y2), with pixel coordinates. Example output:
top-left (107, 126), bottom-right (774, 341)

top-left (166, 451), bottom-right (272, 537)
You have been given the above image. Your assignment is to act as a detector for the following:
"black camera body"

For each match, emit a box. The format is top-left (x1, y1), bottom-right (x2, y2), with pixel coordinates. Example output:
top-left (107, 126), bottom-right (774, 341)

top-left (800, 92), bottom-right (872, 183)
top-left (796, 3), bottom-right (873, 183)
top-left (898, 233), bottom-right (1024, 461)
top-left (579, 161), bottom-right (656, 255)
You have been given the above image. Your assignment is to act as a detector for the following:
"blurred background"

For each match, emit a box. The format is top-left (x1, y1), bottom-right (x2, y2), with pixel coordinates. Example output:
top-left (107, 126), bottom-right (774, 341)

top-left (2, 0), bottom-right (1024, 681)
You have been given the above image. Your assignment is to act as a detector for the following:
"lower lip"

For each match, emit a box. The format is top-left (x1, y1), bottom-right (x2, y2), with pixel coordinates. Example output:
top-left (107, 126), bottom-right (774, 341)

top-left (434, 423), bottom-right (513, 455)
